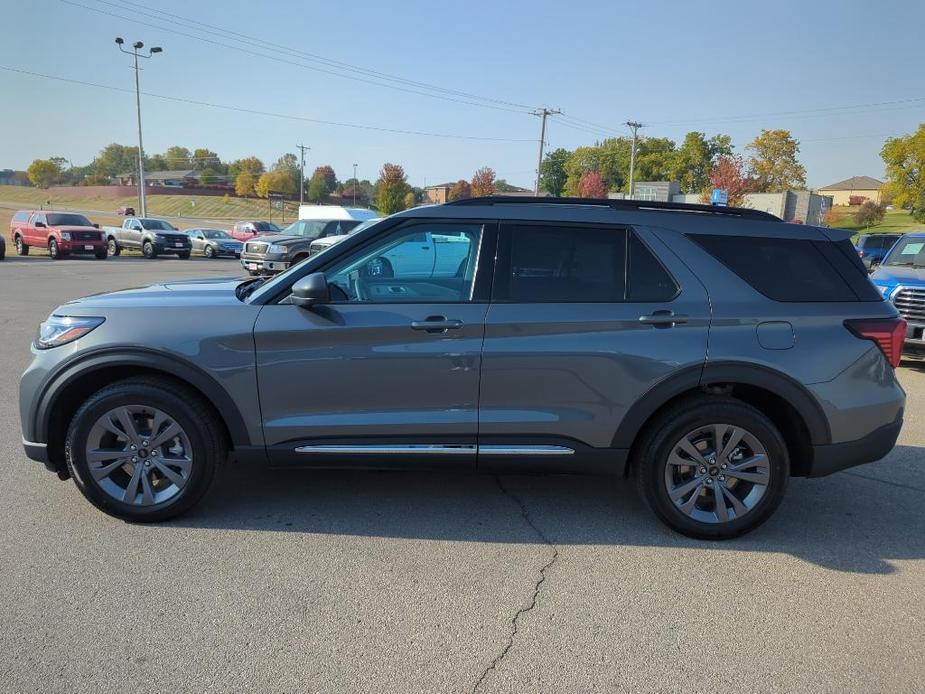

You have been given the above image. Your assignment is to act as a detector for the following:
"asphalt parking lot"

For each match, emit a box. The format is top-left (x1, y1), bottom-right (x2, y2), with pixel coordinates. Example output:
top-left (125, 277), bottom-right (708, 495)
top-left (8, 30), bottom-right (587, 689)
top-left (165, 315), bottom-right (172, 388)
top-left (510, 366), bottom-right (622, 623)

top-left (1, 256), bottom-right (923, 693)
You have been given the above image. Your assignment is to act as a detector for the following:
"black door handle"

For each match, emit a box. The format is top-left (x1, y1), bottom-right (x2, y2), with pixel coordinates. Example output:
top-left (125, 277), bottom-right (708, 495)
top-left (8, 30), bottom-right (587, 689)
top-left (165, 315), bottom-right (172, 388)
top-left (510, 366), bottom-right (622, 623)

top-left (411, 316), bottom-right (464, 333)
top-left (639, 310), bottom-right (688, 327)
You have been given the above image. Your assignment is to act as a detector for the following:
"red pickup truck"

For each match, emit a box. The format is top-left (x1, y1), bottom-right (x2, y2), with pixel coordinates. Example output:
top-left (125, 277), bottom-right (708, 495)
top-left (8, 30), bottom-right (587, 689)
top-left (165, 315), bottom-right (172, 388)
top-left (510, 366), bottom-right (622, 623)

top-left (10, 210), bottom-right (107, 260)
top-left (229, 220), bottom-right (281, 242)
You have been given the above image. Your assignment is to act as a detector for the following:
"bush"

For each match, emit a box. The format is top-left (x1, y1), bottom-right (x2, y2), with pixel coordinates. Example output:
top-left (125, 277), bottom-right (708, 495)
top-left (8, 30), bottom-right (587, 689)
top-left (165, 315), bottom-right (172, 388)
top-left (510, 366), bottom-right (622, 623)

top-left (854, 200), bottom-right (886, 228)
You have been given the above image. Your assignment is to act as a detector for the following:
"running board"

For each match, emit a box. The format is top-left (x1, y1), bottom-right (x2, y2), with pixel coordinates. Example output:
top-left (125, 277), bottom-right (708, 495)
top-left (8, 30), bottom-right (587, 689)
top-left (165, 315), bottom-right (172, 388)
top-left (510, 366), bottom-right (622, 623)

top-left (294, 444), bottom-right (574, 456)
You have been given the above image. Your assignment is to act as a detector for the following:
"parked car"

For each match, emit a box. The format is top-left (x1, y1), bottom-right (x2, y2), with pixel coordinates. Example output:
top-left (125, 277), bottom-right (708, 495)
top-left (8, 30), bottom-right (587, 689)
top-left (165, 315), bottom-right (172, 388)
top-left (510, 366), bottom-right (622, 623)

top-left (9, 210), bottom-right (107, 259)
top-left (20, 196), bottom-right (905, 539)
top-left (116, 206), bottom-right (135, 216)
top-left (186, 228), bottom-right (243, 258)
top-left (307, 218), bottom-right (380, 258)
top-left (0, 234), bottom-right (5, 260)
top-left (871, 231), bottom-right (925, 357)
top-left (855, 233), bottom-right (902, 270)
top-left (239, 208), bottom-right (378, 275)
top-left (103, 218), bottom-right (191, 258)
top-left (229, 220), bottom-right (281, 242)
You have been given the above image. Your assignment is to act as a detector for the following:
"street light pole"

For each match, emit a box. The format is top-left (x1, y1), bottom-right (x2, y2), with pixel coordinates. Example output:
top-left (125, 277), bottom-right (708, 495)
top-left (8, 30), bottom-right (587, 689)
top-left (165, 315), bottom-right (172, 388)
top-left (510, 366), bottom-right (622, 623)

top-left (115, 38), bottom-right (162, 218)
top-left (353, 163), bottom-right (358, 206)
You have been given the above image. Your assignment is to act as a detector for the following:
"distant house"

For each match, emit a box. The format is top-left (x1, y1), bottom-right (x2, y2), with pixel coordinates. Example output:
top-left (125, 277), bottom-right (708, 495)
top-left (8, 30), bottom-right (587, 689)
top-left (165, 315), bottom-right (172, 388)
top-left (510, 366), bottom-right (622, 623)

top-left (116, 169), bottom-right (232, 189)
top-left (610, 181), bottom-right (681, 202)
top-left (0, 169), bottom-right (30, 186)
top-left (423, 183), bottom-right (455, 205)
top-left (816, 176), bottom-right (884, 206)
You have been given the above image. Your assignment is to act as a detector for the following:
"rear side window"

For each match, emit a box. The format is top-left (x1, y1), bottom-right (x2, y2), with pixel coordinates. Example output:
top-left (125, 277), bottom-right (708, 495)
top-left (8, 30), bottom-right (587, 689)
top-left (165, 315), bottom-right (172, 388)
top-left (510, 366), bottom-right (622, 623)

top-left (498, 224), bottom-right (627, 302)
top-left (691, 234), bottom-right (880, 302)
top-left (628, 233), bottom-right (679, 301)
top-left (13, 211), bottom-right (29, 223)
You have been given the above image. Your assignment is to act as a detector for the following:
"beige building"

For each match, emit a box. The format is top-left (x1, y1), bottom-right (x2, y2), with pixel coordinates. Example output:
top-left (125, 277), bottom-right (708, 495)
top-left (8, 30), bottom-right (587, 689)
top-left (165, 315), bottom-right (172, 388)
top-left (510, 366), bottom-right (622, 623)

top-left (816, 176), bottom-right (883, 206)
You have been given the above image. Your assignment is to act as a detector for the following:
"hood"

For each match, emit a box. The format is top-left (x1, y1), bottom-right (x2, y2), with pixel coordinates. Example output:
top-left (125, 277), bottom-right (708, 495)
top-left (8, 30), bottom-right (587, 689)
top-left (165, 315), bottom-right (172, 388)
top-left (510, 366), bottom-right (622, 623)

top-left (311, 234), bottom-right (348, 248)
top-left (60, 277), bottom-right (245, 311)
top-left (54, 225), bottom-right (101, 232)
top-left (871, 265), bottom-right (925, 285)
top-left (250, 234), bottom-right (307, 246)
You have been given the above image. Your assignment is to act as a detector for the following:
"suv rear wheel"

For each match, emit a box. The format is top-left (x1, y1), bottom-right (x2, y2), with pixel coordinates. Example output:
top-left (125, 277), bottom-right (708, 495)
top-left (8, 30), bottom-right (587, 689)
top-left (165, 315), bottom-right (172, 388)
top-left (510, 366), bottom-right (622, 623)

top-left (65, 377), bottom-right (225, 522)
top-left (633, 396), bottom-right (789, 540)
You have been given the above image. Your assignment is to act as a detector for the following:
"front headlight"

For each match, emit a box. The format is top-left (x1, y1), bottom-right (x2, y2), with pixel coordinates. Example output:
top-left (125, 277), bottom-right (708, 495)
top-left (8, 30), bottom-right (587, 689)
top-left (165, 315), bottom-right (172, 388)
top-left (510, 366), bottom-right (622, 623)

top-left (154, 234), bottom-right (167, 242)
top-left (36, 315), bottom-right (105, 350)
top-left (60, 232), bottom-right (71, 241)
top-left (266, 244), bottom-right (287, 254)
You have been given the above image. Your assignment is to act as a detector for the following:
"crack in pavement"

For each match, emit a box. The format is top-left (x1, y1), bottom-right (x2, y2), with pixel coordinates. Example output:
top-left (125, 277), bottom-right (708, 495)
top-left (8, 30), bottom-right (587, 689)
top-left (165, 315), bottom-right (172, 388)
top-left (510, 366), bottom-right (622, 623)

top-left (471, 476), bottom-right (559, 693)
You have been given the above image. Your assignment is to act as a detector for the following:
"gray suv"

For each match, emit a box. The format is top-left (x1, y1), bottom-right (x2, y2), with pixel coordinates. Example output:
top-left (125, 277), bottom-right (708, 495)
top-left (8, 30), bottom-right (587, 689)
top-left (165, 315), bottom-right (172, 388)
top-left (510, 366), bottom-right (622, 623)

top-left (19, 197), bottom-right (906, 539)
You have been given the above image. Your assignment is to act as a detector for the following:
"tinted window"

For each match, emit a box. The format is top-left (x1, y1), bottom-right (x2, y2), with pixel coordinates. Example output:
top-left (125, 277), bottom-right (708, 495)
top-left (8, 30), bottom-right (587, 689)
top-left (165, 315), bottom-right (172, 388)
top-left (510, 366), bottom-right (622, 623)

top-left (691, 234), bottom-right (874, 302)
top-left (202, 229), bottom-right (230, 239)
top-left (498, 224), bottom-right (627, 302)
top-left (142, 219), bottom-right (178, 231)
top-left (46, 213), bottom-right (92, 226)
top-left (13, 211), bottom-right (29, 222)
top-left (628, 233), bottom-right (679, 301)
top-left (324, 223), bottom-right (482, 303)
top-left (254, 222), bottom-right (280, 232)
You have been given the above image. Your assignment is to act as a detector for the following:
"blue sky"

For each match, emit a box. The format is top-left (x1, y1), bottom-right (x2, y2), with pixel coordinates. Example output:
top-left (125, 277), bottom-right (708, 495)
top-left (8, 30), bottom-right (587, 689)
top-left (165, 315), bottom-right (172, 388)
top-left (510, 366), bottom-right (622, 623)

top-left (1, 0), bottom-right (923, 188)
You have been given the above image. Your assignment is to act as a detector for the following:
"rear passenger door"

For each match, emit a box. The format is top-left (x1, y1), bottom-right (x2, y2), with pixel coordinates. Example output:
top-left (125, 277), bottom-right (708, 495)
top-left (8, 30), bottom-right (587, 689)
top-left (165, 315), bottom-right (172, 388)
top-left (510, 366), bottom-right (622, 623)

top-left (478, 222), bottom-right (710, 461)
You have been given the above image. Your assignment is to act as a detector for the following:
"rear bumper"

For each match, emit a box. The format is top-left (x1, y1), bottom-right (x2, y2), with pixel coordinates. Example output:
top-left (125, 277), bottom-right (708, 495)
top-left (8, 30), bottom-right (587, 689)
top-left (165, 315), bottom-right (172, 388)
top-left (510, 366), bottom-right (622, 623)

top-left (808, 414), bottom-right (903, 477)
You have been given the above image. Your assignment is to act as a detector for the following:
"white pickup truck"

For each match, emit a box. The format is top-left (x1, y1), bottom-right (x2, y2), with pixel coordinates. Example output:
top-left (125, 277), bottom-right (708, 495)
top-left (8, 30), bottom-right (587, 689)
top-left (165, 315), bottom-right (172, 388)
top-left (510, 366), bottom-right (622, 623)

top-left (102, 218), bottom-right (192, 259)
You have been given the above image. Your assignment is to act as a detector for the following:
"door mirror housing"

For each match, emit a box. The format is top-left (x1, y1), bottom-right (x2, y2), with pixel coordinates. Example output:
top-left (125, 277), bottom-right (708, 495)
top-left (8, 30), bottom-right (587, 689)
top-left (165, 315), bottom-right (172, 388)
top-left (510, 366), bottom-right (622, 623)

top-left (35, 221), bottom-right (46, 228)
top-left (93, 223), bottom-right (99, 228)
top-left (291, 272), bottom-right (330, 308)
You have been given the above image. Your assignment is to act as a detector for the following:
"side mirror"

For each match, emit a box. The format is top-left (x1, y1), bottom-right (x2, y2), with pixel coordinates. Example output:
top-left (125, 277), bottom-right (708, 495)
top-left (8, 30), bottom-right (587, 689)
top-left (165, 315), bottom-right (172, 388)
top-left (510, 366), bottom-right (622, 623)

top-left (291, 272), bottom-right (330, 309)
top-left (35, 221), bottom-right (46, 228)
top-left (93, 223), bottom-right (99, 228)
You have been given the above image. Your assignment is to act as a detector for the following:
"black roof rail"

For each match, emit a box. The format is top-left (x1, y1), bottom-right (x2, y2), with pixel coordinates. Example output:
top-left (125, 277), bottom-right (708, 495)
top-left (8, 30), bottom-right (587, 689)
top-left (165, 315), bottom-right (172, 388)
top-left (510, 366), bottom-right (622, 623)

top-left (443, 195), bottom-right (782, 222)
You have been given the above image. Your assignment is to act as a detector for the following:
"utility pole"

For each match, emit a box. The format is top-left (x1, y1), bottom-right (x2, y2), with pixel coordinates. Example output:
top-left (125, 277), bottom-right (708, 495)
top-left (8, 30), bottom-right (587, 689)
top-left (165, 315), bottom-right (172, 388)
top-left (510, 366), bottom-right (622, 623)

top-left (532, 107), bottom-right (561, 195)
top-left (625, 121), bottom-right (644, 199)
top-left (353, 163), bottom-right (358, 206)
top-left (115, 38), bottom-right (162, 218)
top-left (297, 144), bottom-right (310, 205)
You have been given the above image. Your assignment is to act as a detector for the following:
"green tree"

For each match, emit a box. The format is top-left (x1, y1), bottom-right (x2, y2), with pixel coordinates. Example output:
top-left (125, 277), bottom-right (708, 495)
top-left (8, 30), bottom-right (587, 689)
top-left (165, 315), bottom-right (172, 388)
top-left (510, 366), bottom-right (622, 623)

top-left (27, 159), bottom-right (62, 188)
top-left (403, 191), bottom-right (417, 209)
top-left (746, 129), bottom-right (806, 192)
top-left (90, 143), bottom-right (141, 180)
top-left (163, 146), bottom-right (192, 170)
top-left (375, 163), bottom-right (411, 214)
top-left (307, 175), bottom-right (328, 202)
top-left (228, 157), bottom-right (265, 178)
top-left (540, 148), bottom-right (570, 196)
top-left (881, 124), bottom-right (925, 221)
top-left (471, 167), bottom-right (496, 197)
top-left (564, 145), bottom-right (604, 196)
top-left (255, 169), bottom-right (297, 199)
top-left (235, 171), bottom-right (257, 197)
top-left (669, 132), bottom-right (734, 193)
top-left (633, 137), bottom-right (677, 185)
top-left (191, 148), bottom-right (222, 172)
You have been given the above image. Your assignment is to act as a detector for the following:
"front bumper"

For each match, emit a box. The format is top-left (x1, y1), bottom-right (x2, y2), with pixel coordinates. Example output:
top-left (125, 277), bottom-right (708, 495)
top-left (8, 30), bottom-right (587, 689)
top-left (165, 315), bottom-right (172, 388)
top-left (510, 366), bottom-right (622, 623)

top-left (154, 242), bottom-right (191, 254)
top-left (808, 413), bottom-right (903, 477)
top-left (902, 321), bottom-right (925, 355)
top-left (59, 240), bottom-right (106, 253)
top-left (240, 253), bottom-right (290, 274)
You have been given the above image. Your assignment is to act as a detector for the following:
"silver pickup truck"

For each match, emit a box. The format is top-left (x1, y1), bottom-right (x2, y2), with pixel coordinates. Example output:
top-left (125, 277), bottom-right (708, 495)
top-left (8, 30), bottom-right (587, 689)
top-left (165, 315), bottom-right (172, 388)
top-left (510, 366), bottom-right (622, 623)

top-left (103, 218), bottom-right (192, 259)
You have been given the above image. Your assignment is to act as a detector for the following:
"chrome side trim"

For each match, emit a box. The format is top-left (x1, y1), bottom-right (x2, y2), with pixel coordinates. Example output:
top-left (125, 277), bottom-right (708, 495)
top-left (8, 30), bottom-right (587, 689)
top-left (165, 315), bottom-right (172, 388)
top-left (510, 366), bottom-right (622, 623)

top-left (295, 444), bottom-right (476, 455)
top-left (478, 445), bottom-right (575, 456)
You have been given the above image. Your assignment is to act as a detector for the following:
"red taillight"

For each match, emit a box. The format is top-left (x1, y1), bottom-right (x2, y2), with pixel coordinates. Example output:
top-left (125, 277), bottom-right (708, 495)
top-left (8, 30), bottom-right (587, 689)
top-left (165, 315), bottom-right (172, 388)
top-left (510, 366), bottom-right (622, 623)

top-left (857, 250), bottom-right (865, 257)
top-left (845, 318), bottom-right (907, 368)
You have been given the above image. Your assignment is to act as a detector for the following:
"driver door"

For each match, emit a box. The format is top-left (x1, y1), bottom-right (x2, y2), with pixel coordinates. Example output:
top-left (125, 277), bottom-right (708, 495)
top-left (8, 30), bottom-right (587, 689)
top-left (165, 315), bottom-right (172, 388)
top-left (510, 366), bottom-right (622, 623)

top-left (253, 220), bottom-right (496, 468)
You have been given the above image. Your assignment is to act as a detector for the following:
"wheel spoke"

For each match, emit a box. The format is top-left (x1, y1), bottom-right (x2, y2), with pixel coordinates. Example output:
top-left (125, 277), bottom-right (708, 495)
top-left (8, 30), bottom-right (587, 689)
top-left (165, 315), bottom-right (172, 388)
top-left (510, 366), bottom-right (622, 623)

top-left (123, 463), bottom-right (143, 503)
top-left (718, 426), bottom-right (746, 462)
top-left (139, 470), bottom-right (156, 506)
top-left (149, 421), bottom-right (181, 450)
top-left (720, 484), bottom-right (749, 518)
top-left (667, 452), bottom-right (697, 468)
top-left (153, 459), bottom-right (186, 486)
top-left (115, 408), bottom-right (140, 444)
top-left (669, 474), bottom-right (707, 501)
top-left (677, 438), bottom-right (708, 466)
top-left (713, 484), bottom-right (729, 522)
top-left (729, 453), bottom-right (769, 472)
top-left (86, 447), bottom-right (129, 463)
top-left (149, 409), bottom-right (167, 440)
top-left (678, 483), bottom-right (704, 514)
top-left (724, 469), bottom-right (769, 485)
top-left (90, 458), bottom-right (129, 481)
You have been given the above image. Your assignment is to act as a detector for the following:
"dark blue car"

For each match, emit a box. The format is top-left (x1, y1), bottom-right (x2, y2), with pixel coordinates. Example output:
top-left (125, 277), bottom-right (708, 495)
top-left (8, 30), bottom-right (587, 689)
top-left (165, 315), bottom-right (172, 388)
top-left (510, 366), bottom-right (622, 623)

top-left (856, 233), bottom-right (902, 270)
top-left (871, 231), bottom-right (925, 356)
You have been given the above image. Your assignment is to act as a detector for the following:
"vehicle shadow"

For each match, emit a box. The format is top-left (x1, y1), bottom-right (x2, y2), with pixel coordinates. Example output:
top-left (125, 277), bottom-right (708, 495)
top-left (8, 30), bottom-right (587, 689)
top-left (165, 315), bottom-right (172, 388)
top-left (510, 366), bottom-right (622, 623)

top-left (170, 445), bottom-right (925, 575)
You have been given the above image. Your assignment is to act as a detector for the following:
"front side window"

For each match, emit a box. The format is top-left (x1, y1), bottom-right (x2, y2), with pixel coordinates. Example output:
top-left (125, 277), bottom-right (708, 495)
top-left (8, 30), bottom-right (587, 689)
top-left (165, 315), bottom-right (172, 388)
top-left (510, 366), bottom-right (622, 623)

top-left (255, 222), bottom-right (280, 232)
top-left (323, 223), bottom-right (483, 303)
top-left (202, 229), bottom-right (230, 239)
top-left (496, 224), bottom-right (628, 302)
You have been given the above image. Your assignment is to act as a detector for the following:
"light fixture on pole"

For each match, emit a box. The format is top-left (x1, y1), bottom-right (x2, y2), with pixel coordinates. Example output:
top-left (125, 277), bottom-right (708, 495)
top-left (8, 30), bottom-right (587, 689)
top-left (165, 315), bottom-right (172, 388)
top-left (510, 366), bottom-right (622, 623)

top-left (115, 37), bottom-right (163, 218)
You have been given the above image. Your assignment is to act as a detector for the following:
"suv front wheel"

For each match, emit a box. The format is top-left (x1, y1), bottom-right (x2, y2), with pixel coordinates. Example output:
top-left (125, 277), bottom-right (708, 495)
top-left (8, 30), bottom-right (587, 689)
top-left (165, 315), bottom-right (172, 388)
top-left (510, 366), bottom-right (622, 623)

top-left (633, 396), bottom-right (789, 540)
top-left (65, 377), bottom-right (225, 522)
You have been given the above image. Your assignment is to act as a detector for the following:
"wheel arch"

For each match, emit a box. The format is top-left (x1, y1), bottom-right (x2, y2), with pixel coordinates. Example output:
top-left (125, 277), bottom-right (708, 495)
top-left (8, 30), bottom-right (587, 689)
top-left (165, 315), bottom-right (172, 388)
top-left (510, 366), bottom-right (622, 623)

top-left (35, 348), bottom-right (251, 469)
top-left (615, 361), bottom-right (830, 478)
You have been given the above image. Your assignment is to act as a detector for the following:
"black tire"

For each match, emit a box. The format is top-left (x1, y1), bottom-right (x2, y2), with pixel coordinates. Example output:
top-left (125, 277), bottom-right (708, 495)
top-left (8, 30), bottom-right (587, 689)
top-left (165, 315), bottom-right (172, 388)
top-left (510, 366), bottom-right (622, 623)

top-left (48, 238), bottom-right (61, 259)
top-left (177, 251), bottom-right (191, 260)
top-left (632, 396), bottom-right (789, 540)
top-left (64, 377), bottom-right (225, 522)
top-left (95, 248), bottom-right (108, 260)
top-left (108, 237), bottom-right (121, 256)
top-left (142, 240), bottom-right (157, 259)
top-left (204, 244), bottom-right (215, 259)
top-left (15, 236), bottom-right (28, 256)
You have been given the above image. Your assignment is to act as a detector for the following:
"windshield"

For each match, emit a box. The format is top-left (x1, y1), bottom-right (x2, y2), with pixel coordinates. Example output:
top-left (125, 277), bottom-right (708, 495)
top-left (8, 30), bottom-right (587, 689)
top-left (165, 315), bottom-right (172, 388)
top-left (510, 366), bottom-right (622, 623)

top-left (281, 219), bottom-right (369, 239)
top-left (202, 229), bottom-right (231, 239)
top-left (254, 222), bottom-right (281, 232)
top-left (883, 237), bottom-right (925, 267)
top-left (46, 213), bottom-right (92, 226)
top-left (246, 218), bottom-right (386, 303)
top-left (142, 219), bottom-right (179, 231)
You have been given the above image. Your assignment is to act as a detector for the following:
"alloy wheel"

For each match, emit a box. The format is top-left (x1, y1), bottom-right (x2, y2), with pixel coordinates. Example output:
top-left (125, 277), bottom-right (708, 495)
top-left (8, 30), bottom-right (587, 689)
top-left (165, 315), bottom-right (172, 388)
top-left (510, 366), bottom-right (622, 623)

top-left (84, 405), bottom-right (193, 506)
top-left (663, 423), bottom-right (770, 524)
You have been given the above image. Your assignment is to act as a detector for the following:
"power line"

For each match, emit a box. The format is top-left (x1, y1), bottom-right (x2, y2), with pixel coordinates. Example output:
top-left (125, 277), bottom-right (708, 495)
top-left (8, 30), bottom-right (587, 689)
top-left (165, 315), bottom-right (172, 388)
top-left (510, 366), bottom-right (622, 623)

top-left (61, 0), bottom-right (534, 115)
top-left (0, 65), bottom-right (536, 143)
